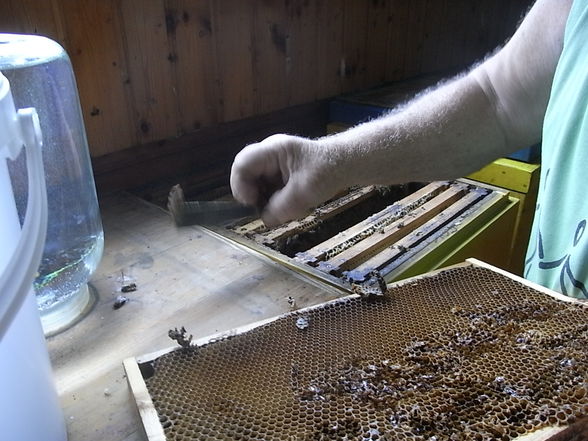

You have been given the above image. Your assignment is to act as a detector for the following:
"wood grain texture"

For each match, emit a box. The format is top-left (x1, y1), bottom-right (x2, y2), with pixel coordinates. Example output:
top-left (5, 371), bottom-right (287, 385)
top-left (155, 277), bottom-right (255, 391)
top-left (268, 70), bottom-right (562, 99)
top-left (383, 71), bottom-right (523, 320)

top-left (251, 0), bottom-right (289, 114)
top-left (297, 182), bottom-right (450, 264)
top-left (315, 0), bottom-right (345, 99)
top-left (324, 184), bottom-right (469, 273)
top-left (364, 0), bottom-right (390, 87)
top-left (120, 0), bottom-right (180, 144)
top-left (0, 0), bottom-right (534, 159)
top-left (341, 0), bottom-right (369, 92)
top-left (123, 358), bottom-right (166, 441)
top-left (59, 0), bottom-right (136, 156)
top-left (403, 0), bottom-right (427, 79)
top-left (211, 0), bottom-right (256, 122)
top-left (164, 0), bottom-right (220, 133)
top-left (285, 0), bottom-right (319, 106)
top-left (0, 0), bottom-right (64, 42)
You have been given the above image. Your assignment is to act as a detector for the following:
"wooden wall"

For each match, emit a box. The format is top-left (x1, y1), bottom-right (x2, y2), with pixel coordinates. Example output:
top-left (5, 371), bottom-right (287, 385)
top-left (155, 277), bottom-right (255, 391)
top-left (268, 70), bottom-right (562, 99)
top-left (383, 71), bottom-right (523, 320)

top-left (0, 0), bottom-right (532, 161)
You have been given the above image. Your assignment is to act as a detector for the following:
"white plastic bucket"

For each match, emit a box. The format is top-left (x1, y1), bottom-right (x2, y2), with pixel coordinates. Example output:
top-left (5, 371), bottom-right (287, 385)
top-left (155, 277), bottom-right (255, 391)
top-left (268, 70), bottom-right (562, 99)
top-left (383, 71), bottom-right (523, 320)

top-left (0, 72), bottom-right (67, 440)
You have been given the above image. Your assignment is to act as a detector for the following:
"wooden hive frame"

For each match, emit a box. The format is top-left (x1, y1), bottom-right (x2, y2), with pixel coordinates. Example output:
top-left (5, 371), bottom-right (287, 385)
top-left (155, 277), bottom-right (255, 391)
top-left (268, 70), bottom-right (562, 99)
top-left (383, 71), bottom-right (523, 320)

top-left (210, 179), bottom-right (519, 294)
top-left (124, 259), bottom-right (587, 441)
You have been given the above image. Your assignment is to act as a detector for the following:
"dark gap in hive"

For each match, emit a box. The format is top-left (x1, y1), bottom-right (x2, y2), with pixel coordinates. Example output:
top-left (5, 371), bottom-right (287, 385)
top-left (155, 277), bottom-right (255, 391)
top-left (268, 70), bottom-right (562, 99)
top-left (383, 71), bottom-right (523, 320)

top-left (138, 361), bottom-right (155, 379)
top-left (273, 183), bottom-right (425, 257)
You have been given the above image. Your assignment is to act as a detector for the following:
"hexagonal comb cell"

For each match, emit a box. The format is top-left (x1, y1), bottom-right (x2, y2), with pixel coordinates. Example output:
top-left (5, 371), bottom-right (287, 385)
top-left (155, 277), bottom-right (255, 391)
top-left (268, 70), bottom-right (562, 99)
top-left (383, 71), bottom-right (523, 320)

top-left (125, 262), bottom-right (588, 440)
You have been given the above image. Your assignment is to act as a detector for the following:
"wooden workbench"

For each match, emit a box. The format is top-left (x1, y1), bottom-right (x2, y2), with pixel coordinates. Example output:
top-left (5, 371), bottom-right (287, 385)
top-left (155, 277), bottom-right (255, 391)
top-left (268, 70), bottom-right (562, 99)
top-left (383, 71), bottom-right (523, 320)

top-left (46, 192), bottom-right (343, 441)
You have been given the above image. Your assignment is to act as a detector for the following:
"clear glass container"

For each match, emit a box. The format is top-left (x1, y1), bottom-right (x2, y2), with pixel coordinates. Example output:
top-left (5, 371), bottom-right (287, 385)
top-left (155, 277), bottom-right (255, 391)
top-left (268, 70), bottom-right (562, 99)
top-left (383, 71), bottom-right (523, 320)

top-left (0, 33), bottom-right (103, 335)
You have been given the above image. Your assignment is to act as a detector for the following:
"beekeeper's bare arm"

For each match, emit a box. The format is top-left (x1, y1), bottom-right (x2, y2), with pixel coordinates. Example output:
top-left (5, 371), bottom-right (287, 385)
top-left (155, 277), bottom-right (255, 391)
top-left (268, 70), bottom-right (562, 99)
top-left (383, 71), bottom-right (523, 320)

top-left (231, 0), bottom-right (571, 226)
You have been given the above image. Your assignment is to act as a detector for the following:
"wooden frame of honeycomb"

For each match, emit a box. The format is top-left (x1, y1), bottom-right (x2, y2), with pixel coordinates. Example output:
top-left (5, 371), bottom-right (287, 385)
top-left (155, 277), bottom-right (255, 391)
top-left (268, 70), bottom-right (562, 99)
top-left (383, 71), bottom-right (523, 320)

top-left (124, 259), bottom-right (587, 441)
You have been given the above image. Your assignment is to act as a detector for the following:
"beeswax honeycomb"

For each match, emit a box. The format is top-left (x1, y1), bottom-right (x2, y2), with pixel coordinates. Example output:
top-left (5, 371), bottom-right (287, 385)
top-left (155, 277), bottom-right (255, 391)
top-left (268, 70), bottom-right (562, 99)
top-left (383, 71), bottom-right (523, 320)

top-left (141, 266), bottom-right (588, 440)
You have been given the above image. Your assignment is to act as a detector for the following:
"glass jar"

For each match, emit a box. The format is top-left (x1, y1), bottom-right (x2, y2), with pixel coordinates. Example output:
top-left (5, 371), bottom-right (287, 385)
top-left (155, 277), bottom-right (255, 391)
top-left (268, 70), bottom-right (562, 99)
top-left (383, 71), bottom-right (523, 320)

top-left (0, 33), bottom-right (104, 335)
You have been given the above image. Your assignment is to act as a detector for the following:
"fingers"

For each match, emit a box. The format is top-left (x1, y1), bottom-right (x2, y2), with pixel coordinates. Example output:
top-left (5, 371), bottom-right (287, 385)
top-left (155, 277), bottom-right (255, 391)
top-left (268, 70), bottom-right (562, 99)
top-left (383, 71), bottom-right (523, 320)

top-left (230, 142), bottom-right (277, 207)
top-left (261, 178), bottom-right (313, 227)
top-left (231, 134), bottom-right (298, 207)
top-left (230, 133), bottom-right (337, 227)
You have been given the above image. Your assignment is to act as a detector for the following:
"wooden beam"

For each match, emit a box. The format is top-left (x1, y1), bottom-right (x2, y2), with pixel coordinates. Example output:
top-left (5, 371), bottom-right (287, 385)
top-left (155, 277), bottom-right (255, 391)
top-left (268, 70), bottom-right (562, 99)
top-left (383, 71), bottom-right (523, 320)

top-left (123, 358), bottom-right (166, 441)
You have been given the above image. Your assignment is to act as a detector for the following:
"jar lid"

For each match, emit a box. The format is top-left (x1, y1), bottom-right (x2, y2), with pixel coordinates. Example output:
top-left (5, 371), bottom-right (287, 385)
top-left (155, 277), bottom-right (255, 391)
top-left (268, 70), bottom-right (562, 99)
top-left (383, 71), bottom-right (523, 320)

top-left (0, 33), bottom-right (65, 70)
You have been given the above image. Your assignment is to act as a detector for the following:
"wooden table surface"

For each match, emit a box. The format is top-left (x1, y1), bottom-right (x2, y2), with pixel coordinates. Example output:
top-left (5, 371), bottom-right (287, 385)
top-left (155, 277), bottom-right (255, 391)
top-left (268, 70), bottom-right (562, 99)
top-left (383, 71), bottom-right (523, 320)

top-left (46, 192), bottom-right (343, 441)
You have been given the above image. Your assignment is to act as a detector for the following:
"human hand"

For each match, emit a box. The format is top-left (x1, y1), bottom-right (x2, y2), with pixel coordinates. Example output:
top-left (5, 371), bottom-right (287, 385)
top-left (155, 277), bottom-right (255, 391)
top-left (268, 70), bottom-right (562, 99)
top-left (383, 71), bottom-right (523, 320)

top-left (230, 134), bottom-right (343, 227)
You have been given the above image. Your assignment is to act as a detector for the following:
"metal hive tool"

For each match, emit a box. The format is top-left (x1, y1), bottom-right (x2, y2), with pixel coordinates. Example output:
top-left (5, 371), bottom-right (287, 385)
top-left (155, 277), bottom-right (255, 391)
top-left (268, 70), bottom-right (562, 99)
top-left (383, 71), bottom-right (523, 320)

top-left (125, 261), bottom-right (588, 441)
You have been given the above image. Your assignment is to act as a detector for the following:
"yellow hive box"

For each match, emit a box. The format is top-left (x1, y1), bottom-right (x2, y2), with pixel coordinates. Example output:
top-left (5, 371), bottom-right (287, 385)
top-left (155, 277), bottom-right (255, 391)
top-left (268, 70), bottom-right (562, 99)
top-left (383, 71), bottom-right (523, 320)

top-left (468, 158), bottom-right (541, 275)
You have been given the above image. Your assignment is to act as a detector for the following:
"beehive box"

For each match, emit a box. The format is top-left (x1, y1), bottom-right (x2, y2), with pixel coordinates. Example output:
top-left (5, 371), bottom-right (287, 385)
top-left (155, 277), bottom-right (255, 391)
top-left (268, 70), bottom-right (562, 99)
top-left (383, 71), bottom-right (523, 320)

top-left (213, 179), bottom-right (519, 293)
top-left (467, 158), bottom-right (541, 275)
top-left (124, 260), bottom-right (587, 441)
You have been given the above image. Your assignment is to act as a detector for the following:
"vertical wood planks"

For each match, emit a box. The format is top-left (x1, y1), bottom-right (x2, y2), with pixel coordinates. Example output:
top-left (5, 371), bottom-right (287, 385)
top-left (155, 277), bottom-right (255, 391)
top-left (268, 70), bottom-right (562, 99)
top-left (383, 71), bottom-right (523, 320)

top-left (364, 0), bottom-right (391, 88)
top-left (59, 0), bottom-right (136, 156)
top-left (210, 0), bottom-right (255, 122)
top-left (0, 0), bottom-right (535, 158)
top-left (340, 0), bottom-right (369, 93)
top-left (0, 0), bottom-right (64, 43)
top-left (461, 1), bottom-right (492, 65)
top-left (315, 0), bottom-right (344, 99)
top-left (120, 0), bottom-right (179, 143)
top-left (163, 0), bottom-right (220, 133)
top-left (385, 0), bottom-right (409, 82)
top-left (419, 0), bottom-right (446, 74)
top-left (401, 0), bottom-right (427, 79)
top-left (285, 0), bottom-right (319, 106)
top-left (430, 0), bottom-right (463, 71)
top-left (251, 0), bottom-right (289, 114)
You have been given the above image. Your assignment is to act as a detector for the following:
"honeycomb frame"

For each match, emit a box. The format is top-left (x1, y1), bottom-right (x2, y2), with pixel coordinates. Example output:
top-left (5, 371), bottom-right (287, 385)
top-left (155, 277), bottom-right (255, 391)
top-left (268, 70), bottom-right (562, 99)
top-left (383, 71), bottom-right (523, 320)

top-left (124, 259), bottom-right (588, 441)
top-left (206, 180), bottom-right (517, 296)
